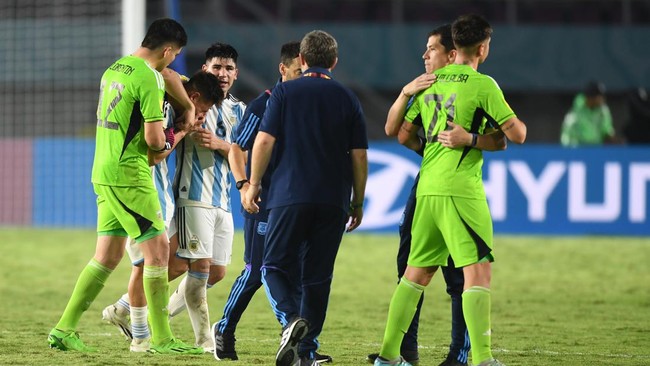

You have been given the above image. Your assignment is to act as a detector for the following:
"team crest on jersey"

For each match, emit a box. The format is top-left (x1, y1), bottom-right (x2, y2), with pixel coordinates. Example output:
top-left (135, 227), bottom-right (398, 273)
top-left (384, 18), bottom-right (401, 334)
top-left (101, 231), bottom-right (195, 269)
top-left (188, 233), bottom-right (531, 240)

top-left (156, 211), bottom-right (162, 220)
top-left (189, 235), bottom-right (200, 252)
top-left (257, 222), bottom-right (267, 235)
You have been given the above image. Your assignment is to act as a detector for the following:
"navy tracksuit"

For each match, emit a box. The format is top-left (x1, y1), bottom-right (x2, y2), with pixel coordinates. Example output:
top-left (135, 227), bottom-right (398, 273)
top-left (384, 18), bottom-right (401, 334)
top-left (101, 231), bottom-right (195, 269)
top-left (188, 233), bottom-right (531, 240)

top-left (258, 66), bottom-right (368, 359)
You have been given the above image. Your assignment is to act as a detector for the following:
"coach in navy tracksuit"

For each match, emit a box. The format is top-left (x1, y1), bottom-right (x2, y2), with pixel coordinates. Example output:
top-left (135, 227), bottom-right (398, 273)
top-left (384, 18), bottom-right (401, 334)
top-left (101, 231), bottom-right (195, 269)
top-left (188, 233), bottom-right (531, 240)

top-left (212, 41), bottom-right (306, 361)
top-left (244, 30), bottom-right (368, 366)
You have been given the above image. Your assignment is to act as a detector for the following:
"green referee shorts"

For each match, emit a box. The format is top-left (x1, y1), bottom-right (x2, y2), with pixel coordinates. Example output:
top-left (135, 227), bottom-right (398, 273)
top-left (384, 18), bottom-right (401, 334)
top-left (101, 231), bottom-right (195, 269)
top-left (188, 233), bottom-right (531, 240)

top-left (409, 195), bottom-right (494, 268)
top-left (94, 183), bottom-right (165, 243)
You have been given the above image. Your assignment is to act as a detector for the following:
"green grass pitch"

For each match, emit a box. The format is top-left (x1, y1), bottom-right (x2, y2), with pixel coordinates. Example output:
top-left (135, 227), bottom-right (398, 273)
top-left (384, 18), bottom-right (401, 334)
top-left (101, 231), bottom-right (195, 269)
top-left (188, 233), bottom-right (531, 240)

top-left (0, 228), bottom-right (649, 365)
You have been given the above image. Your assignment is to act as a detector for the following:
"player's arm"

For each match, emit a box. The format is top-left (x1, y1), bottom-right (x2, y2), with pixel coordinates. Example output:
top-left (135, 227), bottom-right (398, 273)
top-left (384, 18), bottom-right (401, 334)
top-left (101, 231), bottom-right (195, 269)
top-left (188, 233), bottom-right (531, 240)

top-left (230, 98), bottom-right (263, 187)
top-left (161, 68), bottom-right (195, 130)
top-left (478, 129), bottom-right (507, 151)
top-left (243, 131), bottom-right (275, 214)
top-left (347, 148), bottom-right (368, 232)
top-left (144, 120), bottom-right (167, 152)
top-left (385, 73), bottom-right (436, 136)
top-left (397, 120), bottom-right (424, 152)
top-left (147, 119), bottom-right (198, 166)
top-left (228, 143), bottom-right (249, 202)
top-left (438, 121), bottom-right (507, 151)
top-left (249, 132), bottom-right (274, 187)
top-left (500, 117), bottom-right (527, 144)
top-left (229, 143), bottom-right (248, 182)
top-left (484, 83), bottom-right (527, 145)
top-left (148, 104), bottom-right (209, 166)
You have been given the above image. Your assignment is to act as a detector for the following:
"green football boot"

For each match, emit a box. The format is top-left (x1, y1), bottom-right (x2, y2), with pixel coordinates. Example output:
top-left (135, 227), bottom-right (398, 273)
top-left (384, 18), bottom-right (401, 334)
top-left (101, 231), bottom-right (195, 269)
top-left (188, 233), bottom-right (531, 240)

top-left (48, 328), bottom-right (96, 352)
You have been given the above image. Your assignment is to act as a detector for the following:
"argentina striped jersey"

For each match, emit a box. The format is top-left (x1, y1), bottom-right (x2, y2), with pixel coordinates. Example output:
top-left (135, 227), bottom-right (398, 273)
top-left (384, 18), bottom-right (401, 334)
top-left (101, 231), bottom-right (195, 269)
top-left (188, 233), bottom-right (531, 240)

top-left (174, 94), bottom-right (246, 211)
top-left (153, 100), bottom-right (176, 224)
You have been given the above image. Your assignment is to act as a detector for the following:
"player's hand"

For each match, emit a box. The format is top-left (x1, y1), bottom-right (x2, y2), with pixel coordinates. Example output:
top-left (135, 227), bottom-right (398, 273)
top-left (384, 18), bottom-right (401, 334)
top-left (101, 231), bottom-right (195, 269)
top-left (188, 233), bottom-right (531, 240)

top-left (181, 107), bottom-right (196, 132)
top-left (194, 113), bottom-right (206, 130)
top-left (173, 108), bottom-right (196, 132)
top-left (438, 121), bottom-right (471, 148)
top-left (174, 114), bottom-right (188, 131)
top-left (346, 206), bottom-right (363, 232)
top-left (402, 73), bottom-right (437, 97)
top-left (238, 184), bottom-right (250, 207)
top-left (192, 127), bottom-right (217, 149)
top-left (243, 184), bottom-right (261, 214)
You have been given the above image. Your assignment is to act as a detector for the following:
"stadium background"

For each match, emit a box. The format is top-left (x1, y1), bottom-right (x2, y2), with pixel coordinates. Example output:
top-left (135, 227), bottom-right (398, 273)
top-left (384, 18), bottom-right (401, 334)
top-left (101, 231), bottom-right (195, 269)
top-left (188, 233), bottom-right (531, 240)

top-left (1, 0), bottom-right (649, 235)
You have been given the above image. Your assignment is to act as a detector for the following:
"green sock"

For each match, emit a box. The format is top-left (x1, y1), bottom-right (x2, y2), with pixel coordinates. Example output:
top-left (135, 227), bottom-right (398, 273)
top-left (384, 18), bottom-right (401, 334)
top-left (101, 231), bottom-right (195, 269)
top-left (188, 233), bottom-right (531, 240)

top-left (379, 278), bottom-right (425, 360)
top-left (55, 259), bottom-right (112, 332)
top-left (143, 266), bottom-right (173, 344)
top-left (463, 286), bottom-right (493, 364)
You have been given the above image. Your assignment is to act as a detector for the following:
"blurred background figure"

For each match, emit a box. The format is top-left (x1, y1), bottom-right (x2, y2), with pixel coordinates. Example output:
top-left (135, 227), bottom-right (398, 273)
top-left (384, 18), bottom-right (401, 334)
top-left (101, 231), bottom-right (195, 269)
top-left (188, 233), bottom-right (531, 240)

top-left (561, 80), bottom-right (617, 147)
top-left (623, 87), bottom-right (650, 144)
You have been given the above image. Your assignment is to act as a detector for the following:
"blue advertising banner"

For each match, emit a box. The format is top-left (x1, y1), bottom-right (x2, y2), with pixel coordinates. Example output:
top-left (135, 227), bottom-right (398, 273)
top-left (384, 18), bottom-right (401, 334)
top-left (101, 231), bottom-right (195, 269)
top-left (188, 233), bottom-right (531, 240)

top-left (365, 142), bottom-right (650, 235)
top-left (28, 139), bottom-right (650, 236)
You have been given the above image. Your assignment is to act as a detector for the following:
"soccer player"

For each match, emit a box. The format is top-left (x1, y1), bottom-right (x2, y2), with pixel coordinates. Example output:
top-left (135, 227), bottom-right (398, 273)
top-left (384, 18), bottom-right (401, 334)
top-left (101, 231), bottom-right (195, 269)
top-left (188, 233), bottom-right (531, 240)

top-left (100, 71), bottom-right (223, 352)
top-left (243, 30), bottom-right (368, 366)
top-left (47, 18), bottom-right (202, 354)
top-left (369, 24), bottom-right (506, 366)
top-left (373, 14), bottom-right (527, 366)
top-left (166, 42), bottom-right (246, 352)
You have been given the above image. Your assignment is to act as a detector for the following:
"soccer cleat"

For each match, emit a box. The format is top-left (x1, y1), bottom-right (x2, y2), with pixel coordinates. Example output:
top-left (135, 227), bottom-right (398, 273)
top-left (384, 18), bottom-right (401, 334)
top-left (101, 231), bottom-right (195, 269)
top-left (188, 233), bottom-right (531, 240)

top-left (401, 349), bottom-right (420, 365)
top-left (197, 336), bottom-right (215, 354)
top-left (212, 322), bottom-right (238, 360)
top-left (368, 353), bottom-right (419, 365)
top-left (438, 354), bottom-right (468, 366)
top-left (373, 356), bottom-right (412, 366)
top-left (102, 304), bottom-right (132, 340)
top-left (475, 359), bottom-right (505, 366)
top-left (148, 338), bottom-right (204, 354)
top-left (130, 337), bottom-right (150, 352)
top-left (48, 329), bottom-right (96, 352)
top-left (276, 317), bottom-right (309, 366)
top-left (294, 356), bottom-right (318, 366)
top-left (315, 351), bottom-right (333, 364)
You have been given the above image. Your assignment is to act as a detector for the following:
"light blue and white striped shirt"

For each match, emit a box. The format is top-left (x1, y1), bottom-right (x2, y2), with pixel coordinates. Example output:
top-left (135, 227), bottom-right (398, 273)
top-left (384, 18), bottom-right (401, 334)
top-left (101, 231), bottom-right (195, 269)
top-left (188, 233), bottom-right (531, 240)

top-left (153, 101), bottom-right (176, 225)
top-left (174, 94), bottom-right (246, 211)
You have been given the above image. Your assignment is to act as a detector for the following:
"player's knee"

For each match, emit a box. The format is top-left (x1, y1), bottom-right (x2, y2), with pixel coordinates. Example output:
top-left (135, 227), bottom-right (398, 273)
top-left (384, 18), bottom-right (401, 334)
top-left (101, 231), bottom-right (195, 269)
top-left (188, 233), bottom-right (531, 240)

top-left (208, 265), bottom-right (227, 285)
top-left (94, 253), bottom-right (122, 270)
top-left (168, 261), bottom-right (188, 281)
top-left (145, 253), bottom-right (168, 267)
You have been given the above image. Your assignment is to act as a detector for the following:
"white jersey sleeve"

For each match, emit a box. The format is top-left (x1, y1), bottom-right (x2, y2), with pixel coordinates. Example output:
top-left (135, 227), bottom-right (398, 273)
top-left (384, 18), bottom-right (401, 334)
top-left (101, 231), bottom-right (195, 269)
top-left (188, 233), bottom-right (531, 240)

top-left (152, 101), bottom-right (176, 225)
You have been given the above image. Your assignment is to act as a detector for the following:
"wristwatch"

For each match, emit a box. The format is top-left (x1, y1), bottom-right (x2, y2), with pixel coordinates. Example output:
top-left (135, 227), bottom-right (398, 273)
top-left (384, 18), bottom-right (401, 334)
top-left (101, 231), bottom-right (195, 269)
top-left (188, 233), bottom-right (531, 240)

top-left (236, 179), bottom-right (249, 190)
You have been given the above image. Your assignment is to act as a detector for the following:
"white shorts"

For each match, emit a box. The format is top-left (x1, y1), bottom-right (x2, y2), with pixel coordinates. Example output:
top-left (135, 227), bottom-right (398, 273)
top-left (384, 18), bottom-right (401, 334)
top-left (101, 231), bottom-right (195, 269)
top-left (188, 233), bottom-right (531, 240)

top-left (175, 206), bottom-right (234, 266)
top-left (125, 216), bottom-right (177, 265)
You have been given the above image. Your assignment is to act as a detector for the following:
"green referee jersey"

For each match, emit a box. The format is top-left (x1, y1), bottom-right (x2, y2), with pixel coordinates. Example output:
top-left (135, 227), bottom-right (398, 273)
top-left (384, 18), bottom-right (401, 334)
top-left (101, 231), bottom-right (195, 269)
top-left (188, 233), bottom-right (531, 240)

top-left (405, 64), bottom-right (515, 199)
top-left (91, 55), bottom-right (165, 187)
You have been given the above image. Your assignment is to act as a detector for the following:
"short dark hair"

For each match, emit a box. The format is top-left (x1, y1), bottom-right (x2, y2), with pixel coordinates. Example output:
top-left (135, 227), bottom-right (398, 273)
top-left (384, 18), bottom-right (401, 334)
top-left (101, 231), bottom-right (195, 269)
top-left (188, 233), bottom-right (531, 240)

top-left (300, 30), bottom-right (337, 69)
top-left (429, 24), bottom-right (455, 52)
top-left (185, 71), bottom-right (223, 106)
top-left (141, 18), bottom-right (187, 49)
top-left (452, 14), bottom-right (493, 49)
top-left (584, 80), bottom-right (606, 97)
top-left (280, 41), bottom-right (301, 66)
top-left (205, 42), bottom-right (239, 64)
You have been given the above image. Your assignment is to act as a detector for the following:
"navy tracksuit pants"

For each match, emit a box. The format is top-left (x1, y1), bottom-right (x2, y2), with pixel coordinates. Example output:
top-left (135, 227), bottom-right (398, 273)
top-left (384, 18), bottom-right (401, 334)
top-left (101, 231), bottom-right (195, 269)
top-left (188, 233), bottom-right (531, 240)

top-left (261, 204), bottom-right (348, 359)
top-left (214, 217), bottom-right (301, 336)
